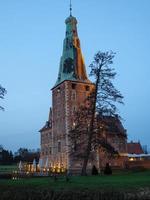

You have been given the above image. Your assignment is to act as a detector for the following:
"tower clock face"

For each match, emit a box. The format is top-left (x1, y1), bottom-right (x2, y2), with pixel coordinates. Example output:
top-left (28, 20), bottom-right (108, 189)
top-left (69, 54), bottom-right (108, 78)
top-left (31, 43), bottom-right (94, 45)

top-left (63, 58), bottom-right (74, 73)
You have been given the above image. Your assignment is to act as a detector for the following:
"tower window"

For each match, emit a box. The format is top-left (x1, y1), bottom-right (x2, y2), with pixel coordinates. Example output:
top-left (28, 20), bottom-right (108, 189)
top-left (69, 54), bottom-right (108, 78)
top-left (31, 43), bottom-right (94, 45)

top-left (72, 91), bottom-right (76, 100)
top-left (58, 141), bottom-right (61, 153)
top-left (72, 106), bottom-right (77, 114)
top-left (49, 147), bottom-right (52, 155)
top-left (72, 83), bottom-right (76, 89)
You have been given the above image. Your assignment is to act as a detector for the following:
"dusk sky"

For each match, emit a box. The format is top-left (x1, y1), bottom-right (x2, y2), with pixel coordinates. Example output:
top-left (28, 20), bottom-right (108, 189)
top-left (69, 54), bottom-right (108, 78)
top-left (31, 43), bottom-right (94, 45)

top-left (0, 0), bottom-right (150, 152)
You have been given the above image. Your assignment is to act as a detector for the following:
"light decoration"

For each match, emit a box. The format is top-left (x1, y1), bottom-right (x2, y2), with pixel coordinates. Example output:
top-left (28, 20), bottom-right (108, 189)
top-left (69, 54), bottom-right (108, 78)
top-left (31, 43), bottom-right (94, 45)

top-left (43, 168), bottom-right (46, 172)
top-left (129, 157), bottom-right (134, 161)
top-left (52, 166), bottom-right (56, 172)
top-left (16, 160), bottom-right (67, 175)
top-left (32, 159), bottom-right (36, 172)
top-left (50, 163), bottom-right (66, 173)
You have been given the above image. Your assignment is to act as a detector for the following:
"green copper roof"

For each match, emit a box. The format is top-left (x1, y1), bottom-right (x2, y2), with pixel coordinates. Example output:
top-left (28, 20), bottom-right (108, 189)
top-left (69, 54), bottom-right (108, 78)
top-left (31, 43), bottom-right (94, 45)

top-left (54, 15), bottom-right (90, 87)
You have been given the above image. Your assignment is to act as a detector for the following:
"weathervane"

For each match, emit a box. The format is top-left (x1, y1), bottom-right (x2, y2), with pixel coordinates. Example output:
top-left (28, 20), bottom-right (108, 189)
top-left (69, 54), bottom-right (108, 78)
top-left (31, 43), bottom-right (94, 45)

top-left (70, 0), bottom-right (72, 16)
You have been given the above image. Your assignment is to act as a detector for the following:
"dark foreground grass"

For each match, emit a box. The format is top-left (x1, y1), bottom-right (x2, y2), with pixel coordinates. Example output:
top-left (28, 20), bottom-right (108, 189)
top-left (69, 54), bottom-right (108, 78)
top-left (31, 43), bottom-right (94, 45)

top-left (0, 170), bottom-right (150, 190)
top-left (0, 171), bottom-right (150, 200)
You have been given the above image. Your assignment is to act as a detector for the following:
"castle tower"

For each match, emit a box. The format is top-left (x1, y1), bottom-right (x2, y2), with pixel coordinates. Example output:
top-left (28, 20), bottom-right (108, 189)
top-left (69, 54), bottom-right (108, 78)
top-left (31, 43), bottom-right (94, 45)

top-left (40, 5), bottom-right (94, 172)
top-left (51, 11), bottom-right (94, 172)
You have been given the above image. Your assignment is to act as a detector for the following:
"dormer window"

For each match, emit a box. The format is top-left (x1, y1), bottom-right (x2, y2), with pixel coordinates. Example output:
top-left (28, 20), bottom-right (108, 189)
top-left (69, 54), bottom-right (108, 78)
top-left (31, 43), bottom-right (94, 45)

top-left (85, 86), bottom-right (90, 91)
top-left (57, 87), bottom-right (60, 93)
top-left (72, 83), bottom-right (76, 89)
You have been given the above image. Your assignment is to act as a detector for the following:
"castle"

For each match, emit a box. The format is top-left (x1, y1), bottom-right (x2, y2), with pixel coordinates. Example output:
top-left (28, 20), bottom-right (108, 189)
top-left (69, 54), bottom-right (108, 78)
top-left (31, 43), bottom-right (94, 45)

top-left (40, 10), bottom-right (127, 173)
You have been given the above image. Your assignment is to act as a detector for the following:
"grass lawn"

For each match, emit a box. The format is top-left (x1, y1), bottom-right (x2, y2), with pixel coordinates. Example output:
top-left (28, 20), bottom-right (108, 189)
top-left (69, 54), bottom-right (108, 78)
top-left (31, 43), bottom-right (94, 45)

top-left (0, 170), bottom-right (150, 190)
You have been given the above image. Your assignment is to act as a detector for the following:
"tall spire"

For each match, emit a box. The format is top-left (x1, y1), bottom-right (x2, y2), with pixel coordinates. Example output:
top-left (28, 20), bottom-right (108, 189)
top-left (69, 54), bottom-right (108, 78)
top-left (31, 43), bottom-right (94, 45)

top-left (54, 8), bottom-right (90, 87)
top-left (70, 0), bottom-right (72, 16)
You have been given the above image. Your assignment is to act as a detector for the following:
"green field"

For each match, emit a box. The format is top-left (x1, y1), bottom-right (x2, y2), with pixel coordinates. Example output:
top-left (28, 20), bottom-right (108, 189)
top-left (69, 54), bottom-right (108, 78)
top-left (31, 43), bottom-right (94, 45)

top-left (0, 170), bottom-right (150, 190)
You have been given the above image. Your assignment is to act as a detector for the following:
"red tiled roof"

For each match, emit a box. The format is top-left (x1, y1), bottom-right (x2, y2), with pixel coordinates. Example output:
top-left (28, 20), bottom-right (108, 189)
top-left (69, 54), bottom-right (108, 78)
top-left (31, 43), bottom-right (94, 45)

top-left (127, 142), bottom-right (144, 154)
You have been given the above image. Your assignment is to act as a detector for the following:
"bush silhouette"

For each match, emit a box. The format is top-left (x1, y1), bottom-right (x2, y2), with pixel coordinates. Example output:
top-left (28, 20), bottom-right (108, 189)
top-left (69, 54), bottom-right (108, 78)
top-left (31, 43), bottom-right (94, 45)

top-left (104, 163), bottom-right (112, 175)
top-left (91, 165), bottom-right (98, 175)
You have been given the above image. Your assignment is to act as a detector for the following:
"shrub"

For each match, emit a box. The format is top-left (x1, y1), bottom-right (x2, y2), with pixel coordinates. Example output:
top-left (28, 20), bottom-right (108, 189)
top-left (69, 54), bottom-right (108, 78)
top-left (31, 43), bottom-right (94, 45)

top-left (91, 165), bottom-right (98, 175)
top-left (104, 163), bottom-right (112, 175)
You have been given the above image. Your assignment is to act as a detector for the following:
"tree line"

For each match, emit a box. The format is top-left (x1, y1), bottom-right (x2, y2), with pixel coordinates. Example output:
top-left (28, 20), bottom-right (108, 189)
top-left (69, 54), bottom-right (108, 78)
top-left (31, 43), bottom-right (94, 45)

top-left (0, 145), bottom-right (40, 165)
top-left (0, 85), bottom-right (6, 111)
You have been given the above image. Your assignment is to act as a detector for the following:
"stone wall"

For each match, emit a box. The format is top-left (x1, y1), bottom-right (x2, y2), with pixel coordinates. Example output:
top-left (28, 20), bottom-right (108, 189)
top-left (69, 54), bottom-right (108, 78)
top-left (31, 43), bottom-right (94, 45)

top-left (126, 160), bottom-right (150, 169)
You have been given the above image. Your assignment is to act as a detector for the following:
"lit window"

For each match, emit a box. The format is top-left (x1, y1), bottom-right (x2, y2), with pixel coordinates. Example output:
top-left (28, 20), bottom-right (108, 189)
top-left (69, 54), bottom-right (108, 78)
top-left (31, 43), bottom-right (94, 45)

top-left (57, 87), bottom-right (60, 93)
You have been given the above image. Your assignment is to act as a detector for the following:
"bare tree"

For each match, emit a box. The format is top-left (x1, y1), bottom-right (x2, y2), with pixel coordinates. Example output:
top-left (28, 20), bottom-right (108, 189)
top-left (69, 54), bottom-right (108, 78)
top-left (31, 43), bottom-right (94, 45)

top-left (0, 85), bottom-right (7, 111)
top-left (69, 51), bottom-right (124, 175)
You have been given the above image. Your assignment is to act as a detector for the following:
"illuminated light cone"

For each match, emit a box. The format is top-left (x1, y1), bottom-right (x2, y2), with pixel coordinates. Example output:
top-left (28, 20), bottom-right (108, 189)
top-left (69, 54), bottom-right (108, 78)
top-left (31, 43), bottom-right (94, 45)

top-left (45, 157), bottom-right (49, 171)
top-left (32, 159), bottom-right (36, 172)
top-left (38, 158), bottom-right (43, 172)
top-left (18, 160), bottom-right (23, 172)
